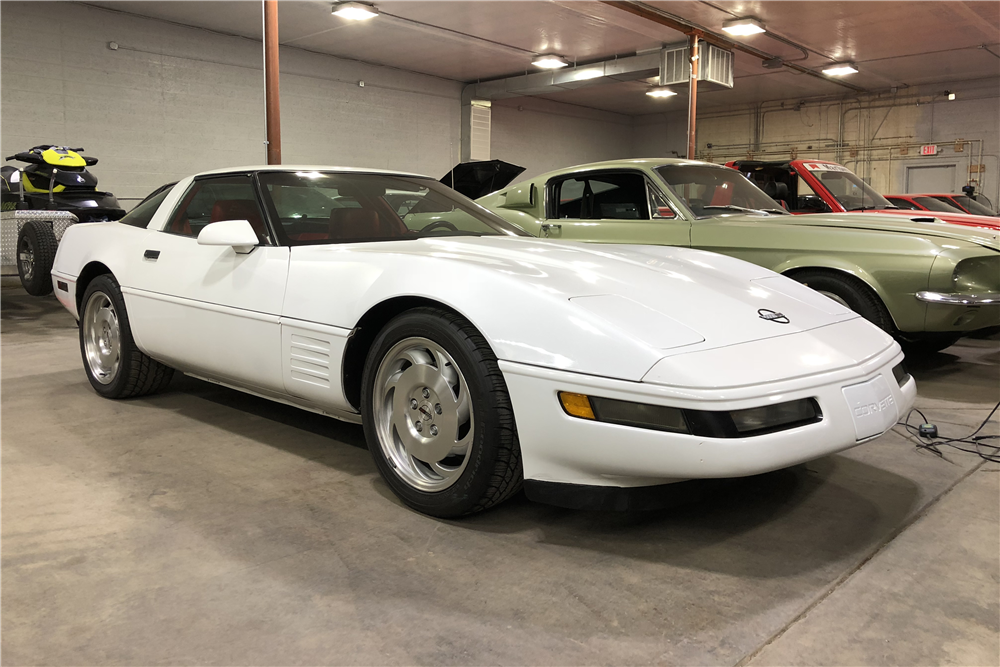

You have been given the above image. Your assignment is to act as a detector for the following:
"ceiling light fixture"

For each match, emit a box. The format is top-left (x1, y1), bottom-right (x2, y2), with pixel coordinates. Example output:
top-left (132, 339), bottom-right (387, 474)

top-left (722, 17), bottom-right (766, 36)
top-left (332, 2), bottom-right (379, 20)
top-left (945, 91), bottom-right (956, 100)
top-left (646, 86), bottom-right (677, 99)
top-left (822, 62), bottom-right (858, 76)
top-left (532, 54), bottom-right (569, 69)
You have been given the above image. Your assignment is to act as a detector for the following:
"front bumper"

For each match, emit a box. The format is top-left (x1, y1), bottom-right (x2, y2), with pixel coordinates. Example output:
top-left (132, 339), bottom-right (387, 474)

top-left (916, 291), bottom-right (1000, 305)
top-left (501, 336), bottom-right (914, 489)
top-left (51, 270), bottom-right (78, 319)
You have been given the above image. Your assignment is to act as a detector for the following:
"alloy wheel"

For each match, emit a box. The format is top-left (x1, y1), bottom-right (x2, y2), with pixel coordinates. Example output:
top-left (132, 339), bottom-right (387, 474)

top-left (82, 291), bottom-right (122, 385)
top-left (372, 337), bottom-right (474, 492)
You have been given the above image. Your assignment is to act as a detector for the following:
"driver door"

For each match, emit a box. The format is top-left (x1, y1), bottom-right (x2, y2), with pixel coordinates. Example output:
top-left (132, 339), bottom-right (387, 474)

top-left (540, 170), bottom-right (691, 246)
top-left (125, 173), bottom-right (290, 392)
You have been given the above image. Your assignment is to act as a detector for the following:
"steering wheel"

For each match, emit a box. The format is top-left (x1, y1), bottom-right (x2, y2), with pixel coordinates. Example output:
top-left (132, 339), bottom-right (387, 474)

top-left (418, 220), bottom-right (459, 235)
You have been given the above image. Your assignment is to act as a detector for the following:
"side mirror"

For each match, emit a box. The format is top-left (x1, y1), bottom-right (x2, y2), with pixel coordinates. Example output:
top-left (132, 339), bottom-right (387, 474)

top-left (655, 206), bottom-right (676, 219)
top-left (197, 219), bottom-right (258, 254)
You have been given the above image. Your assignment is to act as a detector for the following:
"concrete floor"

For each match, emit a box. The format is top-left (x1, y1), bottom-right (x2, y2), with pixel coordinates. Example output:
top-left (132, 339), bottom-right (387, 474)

top-left (2, 279), bottom-right (998, 666)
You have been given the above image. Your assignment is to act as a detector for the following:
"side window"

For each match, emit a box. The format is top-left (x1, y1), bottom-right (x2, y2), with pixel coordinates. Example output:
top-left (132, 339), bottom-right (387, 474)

top-left (793, 174), bottom-right (831, 213)
top-left (119, 187), bottom-right (171, 228)
top-left (648, 185), bottom-right (677, 219)
top-left (164, 175), bottom-right (271, 244)
top-left (551, 172), bottom-right (649, 220)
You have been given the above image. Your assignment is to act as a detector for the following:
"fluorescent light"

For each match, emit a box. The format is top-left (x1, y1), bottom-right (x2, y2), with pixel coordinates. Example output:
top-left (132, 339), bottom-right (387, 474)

top-left (532, 54), bottom-right (569, 69)
top-left (646, 86), bottom-right (677, 98)
top-left (722, 17), bottom-right (766, 36)
top-left (332, 2), bottom-right (378, 20)
top-left (823, 62), bottom-right (858, 76)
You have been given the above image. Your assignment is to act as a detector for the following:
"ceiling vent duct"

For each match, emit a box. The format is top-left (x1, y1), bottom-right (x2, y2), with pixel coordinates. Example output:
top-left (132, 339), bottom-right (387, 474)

top-left (659, 41), bottom-right (734, 89)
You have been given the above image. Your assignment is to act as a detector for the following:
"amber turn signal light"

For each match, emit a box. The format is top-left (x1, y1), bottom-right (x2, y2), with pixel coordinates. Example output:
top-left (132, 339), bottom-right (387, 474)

top-left (558, 392), bottom-right (595, 419)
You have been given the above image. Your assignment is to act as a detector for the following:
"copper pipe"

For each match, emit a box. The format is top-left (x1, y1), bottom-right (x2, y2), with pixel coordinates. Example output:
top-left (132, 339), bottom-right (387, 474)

top-left (263, 0), bottom-right (281, 165)
top-left (687, 32), bottom-right (699, 159)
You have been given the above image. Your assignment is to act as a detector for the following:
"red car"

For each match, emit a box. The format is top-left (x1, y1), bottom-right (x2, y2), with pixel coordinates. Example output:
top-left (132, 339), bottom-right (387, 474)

top-left (886, 193), bottom-right (997, 218)
top-left (726, 159), bottom-right (1000, 230)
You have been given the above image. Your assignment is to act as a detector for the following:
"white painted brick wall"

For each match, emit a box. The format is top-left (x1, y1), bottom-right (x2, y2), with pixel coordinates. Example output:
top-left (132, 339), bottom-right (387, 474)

top-left (491, 98), bottom-right (634, 181)
top-left (1, 1), bottom-right (462, 204)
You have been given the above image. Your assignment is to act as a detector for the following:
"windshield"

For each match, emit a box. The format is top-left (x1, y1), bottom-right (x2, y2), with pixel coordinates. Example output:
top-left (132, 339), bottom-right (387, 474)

top-left (258, 171), bottom-right (526, 245)
top-left (799, 162), bottom-right (894, 211)
top-left (654, 165), bottom-right (785, 218)
top-left (913, 196), bottom-right (963, 213)
top-left (950, 195), bottom-right (997, 217)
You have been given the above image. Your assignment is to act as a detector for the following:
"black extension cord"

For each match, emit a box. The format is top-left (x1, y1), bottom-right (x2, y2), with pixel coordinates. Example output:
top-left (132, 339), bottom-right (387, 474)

top-left (897, 401), bottom-right (1000, 463)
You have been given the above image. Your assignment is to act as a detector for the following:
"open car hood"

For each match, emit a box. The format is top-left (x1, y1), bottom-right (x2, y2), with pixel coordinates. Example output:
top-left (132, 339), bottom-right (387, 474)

top-left (440, 160), bottom-right (525, 199)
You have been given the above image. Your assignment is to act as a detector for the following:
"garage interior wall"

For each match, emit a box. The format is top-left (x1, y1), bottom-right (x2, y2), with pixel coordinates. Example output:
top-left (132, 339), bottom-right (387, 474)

top-left (1, 1), bottom-right (468, 202)
top-left (1, 2), bottom-right (641, 204)
top-left (634, 77), bottom-right (1000, 202)
top-left (490, 98), bottom-right (634, 181)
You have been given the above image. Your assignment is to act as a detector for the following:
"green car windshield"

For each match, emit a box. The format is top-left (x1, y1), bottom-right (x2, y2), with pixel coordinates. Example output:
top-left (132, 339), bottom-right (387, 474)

top-left (655, 165), bottom-right (786, 218)
top-left (258, 171), bottom-right (527, 245)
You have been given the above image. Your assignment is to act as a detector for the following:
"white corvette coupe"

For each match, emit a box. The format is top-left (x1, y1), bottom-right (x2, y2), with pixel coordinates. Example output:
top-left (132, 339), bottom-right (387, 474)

top-left (51, 166), bottom-right (916, 516)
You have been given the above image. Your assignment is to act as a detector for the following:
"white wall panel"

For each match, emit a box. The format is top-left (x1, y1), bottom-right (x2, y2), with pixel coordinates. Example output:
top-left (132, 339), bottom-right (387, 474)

top-left (0, 1), bottom-right (461, 204)
top-left (491, 98), bottom-right (634, 181)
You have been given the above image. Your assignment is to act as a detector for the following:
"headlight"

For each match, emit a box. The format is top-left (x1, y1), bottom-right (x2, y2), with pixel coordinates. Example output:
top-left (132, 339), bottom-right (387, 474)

top-left (558, 392), bottom-right (822, 438)
top-left (953, 255), bottom-right (1000, 294)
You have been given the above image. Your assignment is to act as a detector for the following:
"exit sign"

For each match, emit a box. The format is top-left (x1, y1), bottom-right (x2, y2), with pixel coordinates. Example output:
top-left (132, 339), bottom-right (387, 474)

top-left (920, 144), bottom-right (938, 155)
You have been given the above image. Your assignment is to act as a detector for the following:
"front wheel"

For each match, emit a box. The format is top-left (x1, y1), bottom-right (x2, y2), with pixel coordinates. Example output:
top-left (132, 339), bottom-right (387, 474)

top-left (790, 269), bottom-right (893, 332)
top-left (17, 220), bottom-right (57, 296)
top-left (361, 307), bottom-right (522, 517)
top-left (79, 274), bottom-right (174, 398)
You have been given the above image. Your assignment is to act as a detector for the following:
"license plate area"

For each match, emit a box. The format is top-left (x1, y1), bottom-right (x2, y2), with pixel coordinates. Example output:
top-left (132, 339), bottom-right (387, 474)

top-left (842, 375), bottom-right (898, 441)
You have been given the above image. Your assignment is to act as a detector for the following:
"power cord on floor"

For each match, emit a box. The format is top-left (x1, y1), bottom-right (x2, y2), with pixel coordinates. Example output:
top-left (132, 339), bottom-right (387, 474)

top-left (896, 401), bottom-right (1000, 463)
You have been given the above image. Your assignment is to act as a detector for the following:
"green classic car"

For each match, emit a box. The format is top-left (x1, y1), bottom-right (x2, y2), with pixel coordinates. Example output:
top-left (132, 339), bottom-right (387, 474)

top-left (478, 159), bottom-right (1000, 354)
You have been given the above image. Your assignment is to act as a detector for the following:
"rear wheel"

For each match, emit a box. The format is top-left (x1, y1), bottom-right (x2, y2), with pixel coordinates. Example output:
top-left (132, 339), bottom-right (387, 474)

top-left (361, 307), bottom-right (522, 517)
top-left (17, 220), bottom-right (57, 296)
top-left (80, 274), bottom-right (174, 398)
top-left (790, 269), bottom-right (893, 332)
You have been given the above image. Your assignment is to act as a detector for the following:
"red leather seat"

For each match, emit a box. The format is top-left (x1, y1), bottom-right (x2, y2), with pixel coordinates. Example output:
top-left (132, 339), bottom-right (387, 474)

top-left (210, 199), bottom-right (268, 243)
top-left (169, 215), bottom-right (192, 235)
top-left (329, 208), bottom-right (383, 240)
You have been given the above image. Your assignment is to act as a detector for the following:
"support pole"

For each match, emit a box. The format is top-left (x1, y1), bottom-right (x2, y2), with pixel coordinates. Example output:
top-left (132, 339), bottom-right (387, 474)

top-left (263, 0), bottom-right (281, 165)
top-left (686, 32), bottom-right (699, 160)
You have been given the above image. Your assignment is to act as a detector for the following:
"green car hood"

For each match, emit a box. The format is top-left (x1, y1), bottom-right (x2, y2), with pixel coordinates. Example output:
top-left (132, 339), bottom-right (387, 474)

top-left (753, 212), bottom-right (1000, 251)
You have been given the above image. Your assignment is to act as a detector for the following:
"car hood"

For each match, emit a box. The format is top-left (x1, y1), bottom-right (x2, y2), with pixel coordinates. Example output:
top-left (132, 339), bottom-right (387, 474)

top-left (852, 208), bottom-right (1000, 230)
top-left (353, 235), bottom-right (862, 350)
top-left (739, 211), bottom-right (999, 250)
top-left (287, 236), bottom-right (896, 381)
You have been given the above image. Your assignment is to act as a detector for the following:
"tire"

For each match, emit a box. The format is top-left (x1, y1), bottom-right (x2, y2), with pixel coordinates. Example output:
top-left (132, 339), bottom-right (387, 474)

top-left (791, 269), bottom-right (894, 333)
top-left (17, 219), bottom-right (57, 296)
top-left (897, 333), bottom-right (962, 356)
top-left (361, 307), bottom-right (522, 517)
top-left (79, 274), bottom-right (174, 398)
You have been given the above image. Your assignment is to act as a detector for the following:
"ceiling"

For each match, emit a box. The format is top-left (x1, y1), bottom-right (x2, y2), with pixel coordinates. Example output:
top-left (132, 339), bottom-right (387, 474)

top-left (85, 0), bottom-right (1000, 115)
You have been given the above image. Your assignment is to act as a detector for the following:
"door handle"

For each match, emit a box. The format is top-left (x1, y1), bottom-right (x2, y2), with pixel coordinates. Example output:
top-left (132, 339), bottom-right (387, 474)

top-left (143, 249), bottom-right (160, 260)
top-left (540, 223), bottom-right (561, 237)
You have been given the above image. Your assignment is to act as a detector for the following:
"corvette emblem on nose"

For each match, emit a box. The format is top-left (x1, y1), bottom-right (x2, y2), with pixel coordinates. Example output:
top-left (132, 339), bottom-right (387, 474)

top-left (758, 308), bottom-right (790, 324)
